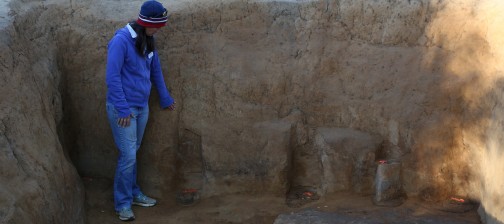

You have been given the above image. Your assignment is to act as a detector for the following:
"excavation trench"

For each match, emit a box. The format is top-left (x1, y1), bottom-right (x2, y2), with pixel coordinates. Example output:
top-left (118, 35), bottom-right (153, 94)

top-left (1, 0), bottom-right (504, 223)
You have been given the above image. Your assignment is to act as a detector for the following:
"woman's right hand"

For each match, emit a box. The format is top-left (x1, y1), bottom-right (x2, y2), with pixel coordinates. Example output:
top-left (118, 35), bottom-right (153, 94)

top-left (118, 115), bottom-right (131, 127)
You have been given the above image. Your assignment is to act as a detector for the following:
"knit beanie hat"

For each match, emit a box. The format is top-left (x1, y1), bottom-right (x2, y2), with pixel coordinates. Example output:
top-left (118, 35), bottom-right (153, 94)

top-left (137, 0), bottom-right (168, 28)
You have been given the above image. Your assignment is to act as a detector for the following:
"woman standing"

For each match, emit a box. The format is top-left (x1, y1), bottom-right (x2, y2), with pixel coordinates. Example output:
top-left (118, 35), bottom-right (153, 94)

top-left (105, 0), bottom-right (175, 221)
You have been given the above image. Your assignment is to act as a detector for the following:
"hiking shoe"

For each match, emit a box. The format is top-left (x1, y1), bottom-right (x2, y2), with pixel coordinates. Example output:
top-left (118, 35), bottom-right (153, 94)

top-left (133, 193), bottom-right (157, 207)
top-left (116, 207), bottom-right (135, 221)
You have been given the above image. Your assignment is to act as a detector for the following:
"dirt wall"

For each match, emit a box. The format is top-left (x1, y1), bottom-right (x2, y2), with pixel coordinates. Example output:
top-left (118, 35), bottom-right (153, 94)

top-left (0, 2), bottom-right (85, 224)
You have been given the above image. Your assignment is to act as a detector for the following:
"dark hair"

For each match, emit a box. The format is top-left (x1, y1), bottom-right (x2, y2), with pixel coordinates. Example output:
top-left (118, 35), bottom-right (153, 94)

top-left (130, 21), bottom-right (155, 56)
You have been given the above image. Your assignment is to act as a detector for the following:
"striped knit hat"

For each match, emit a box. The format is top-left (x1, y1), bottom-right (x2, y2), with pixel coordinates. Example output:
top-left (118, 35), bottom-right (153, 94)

top-left (137, 0), bottom-right (168, 28)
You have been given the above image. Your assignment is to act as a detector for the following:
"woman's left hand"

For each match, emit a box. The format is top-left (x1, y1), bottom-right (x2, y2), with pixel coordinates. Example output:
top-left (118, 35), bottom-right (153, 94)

top-left (167, 101), bottom-right (176, 111)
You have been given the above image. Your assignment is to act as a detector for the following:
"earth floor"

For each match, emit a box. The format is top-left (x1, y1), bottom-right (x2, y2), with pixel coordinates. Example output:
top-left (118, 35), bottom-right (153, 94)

top-left (83, 177), bottom-right (481, 224)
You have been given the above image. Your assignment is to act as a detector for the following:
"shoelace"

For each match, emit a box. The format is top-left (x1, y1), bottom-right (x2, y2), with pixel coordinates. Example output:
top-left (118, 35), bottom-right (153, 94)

top-left (120, 207), bottom-right (132, 212)
top-left (136, 194), bottom-right (150, 201)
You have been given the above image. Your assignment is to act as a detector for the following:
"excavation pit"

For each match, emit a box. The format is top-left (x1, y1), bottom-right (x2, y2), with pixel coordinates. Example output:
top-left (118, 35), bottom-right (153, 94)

top-left (1, 0), bottom-right (503, 223)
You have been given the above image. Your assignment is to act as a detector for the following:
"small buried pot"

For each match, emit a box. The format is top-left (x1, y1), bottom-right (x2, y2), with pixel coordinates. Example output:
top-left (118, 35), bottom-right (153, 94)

top-left (436, 197), bottom-right (475, 213)
top-left (372, 160), bottom-right (407, 207)
top-left (176, 188), bottom-right (200, 206)
top-left (286, 186), bottom-right (320, 208)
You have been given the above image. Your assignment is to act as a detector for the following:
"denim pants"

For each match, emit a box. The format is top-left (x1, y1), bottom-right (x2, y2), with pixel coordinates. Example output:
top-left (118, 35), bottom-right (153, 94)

top-left (106, 102), bottom-right (149, 211)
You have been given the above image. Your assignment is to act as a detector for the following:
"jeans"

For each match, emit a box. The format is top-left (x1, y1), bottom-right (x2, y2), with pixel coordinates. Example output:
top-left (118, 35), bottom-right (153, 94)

top-left (106, 102), bottom-right (149, 211)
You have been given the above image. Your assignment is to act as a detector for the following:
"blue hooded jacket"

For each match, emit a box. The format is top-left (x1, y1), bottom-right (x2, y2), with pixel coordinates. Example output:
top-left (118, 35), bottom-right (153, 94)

top-left (106, 24), bottom-right (174, 118)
